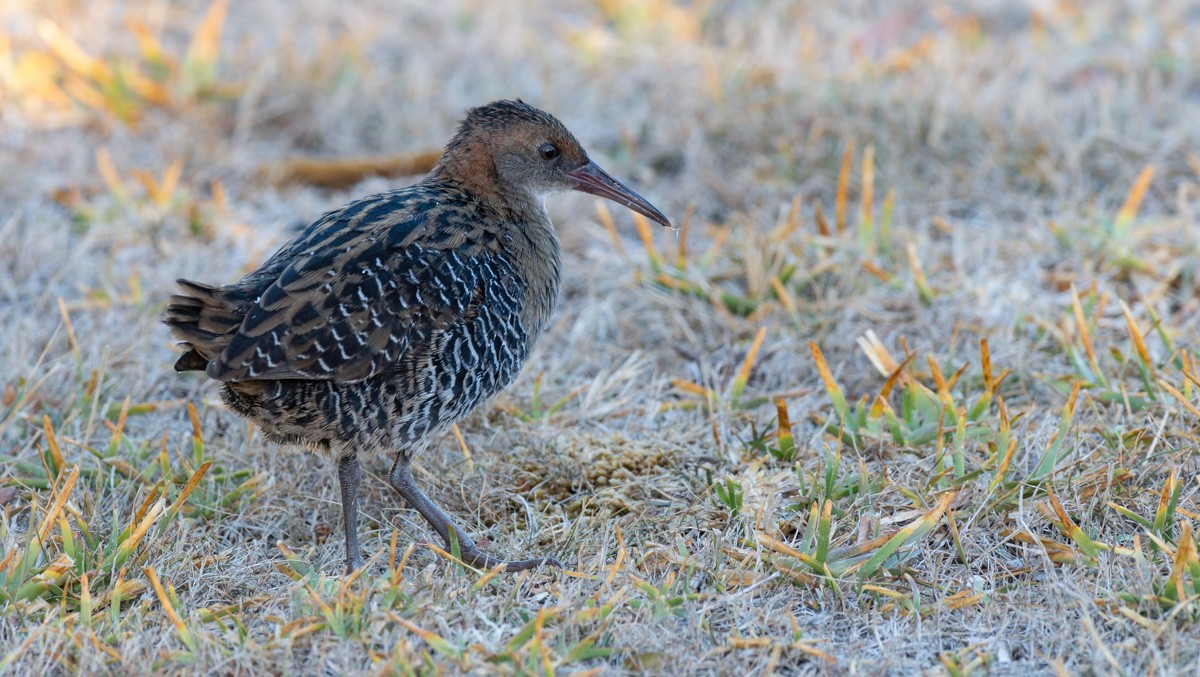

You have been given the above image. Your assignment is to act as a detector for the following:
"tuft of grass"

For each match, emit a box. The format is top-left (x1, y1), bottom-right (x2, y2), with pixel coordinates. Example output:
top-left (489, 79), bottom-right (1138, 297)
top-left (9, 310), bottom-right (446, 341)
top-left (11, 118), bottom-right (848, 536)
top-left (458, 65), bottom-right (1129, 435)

top-left (54, 147), bottom-right (230, 245)
top-left (5, 0), bottom-right (237, 126)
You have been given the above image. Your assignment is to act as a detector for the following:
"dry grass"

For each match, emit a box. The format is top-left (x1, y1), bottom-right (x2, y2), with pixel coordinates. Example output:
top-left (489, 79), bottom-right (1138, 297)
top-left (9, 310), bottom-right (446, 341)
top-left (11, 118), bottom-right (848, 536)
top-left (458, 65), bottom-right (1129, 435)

top-left (2, 0), bottom-right (1200, 673)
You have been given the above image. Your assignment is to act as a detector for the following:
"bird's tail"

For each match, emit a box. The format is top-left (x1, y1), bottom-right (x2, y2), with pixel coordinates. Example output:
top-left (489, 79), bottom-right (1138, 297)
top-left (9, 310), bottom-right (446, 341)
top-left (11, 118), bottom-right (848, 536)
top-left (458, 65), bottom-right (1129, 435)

top-left (163, 279), bottom-right (244, 373)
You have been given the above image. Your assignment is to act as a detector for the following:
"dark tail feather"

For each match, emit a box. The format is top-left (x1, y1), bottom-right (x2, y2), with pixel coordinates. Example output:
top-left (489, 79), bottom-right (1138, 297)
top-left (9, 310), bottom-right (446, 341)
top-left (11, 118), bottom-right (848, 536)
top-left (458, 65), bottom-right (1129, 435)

top-left (174, 349), bottom-right (209, 372)
top-left (176, 278), bottom-right (222, 302)
top-left (164, 278), bottom-right (244, 372)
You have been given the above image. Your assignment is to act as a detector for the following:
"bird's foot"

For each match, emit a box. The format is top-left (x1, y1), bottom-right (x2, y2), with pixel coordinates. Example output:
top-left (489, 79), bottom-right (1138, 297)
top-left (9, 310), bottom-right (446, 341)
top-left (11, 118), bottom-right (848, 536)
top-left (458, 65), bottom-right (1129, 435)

top-left (458, 546), bottom-right (563, 572)
top-left (387, 456), bottom-right (562, 573)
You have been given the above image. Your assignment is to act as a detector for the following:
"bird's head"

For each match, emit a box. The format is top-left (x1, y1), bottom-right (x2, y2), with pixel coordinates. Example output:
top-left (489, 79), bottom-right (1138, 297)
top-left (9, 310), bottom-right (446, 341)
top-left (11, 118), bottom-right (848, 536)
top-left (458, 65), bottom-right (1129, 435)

top-left (434, 100), bottom-right (671, 228)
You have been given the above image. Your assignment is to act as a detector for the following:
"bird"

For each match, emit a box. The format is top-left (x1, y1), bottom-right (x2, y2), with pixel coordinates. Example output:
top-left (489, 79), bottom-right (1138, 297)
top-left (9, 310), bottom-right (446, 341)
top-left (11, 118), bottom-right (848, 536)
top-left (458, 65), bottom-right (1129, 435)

top-left (164, 100), bottom-right (671, 573)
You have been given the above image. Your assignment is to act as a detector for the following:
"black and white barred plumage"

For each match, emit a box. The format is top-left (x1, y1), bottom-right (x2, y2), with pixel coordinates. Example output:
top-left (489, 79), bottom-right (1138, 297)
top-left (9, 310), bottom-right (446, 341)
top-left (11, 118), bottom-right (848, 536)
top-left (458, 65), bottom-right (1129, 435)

top-left (167, 181), bottom-right (557, 458)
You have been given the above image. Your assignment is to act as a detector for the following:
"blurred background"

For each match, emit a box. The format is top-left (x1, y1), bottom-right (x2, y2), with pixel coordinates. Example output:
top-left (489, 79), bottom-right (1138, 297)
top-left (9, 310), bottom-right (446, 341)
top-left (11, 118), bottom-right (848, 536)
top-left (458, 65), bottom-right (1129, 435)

top-left (2, 1), bottom-right (1200, 673)
top-left (5, 1), bottom-right (1197, 222)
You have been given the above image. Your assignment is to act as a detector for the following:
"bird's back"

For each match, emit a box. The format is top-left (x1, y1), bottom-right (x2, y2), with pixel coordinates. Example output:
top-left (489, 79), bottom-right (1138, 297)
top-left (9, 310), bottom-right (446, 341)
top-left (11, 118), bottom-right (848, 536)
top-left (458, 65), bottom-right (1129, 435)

top-left (165, 179), bottom-right (561, 452)
top-left (169, 183), bottom-right (491, 376)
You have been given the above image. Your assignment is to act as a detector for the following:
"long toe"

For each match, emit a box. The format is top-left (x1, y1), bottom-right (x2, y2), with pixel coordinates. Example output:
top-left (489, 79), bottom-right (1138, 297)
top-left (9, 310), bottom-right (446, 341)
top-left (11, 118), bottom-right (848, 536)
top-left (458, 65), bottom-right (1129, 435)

top-left (459, 546), bottom-right (562, 572)
top-left (502, 555), bottom-right (563, 572)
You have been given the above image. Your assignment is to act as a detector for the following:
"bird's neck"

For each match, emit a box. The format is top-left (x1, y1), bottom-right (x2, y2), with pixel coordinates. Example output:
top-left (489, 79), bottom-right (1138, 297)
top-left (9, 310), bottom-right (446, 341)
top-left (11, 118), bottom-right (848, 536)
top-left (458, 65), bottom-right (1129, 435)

top-left (511, 207), bottom-right (562, 341)
top-left (479, 187), bottom-right (562, 341)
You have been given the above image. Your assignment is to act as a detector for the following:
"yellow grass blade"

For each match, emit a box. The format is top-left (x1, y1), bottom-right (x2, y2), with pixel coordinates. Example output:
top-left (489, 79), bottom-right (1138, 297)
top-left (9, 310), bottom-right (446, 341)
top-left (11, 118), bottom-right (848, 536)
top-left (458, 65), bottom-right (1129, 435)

top-left (210, 179), bottom-right (228, 210)
top-left (157, 158), bottom-right (184, 207)
top-left (943, 360), bottom-right (970, 394)
top-left (122, 69), bottom-right (170, 106)
top-left (450, 424), bottom-right (474, 473)
top-left (1045, 490), bottom-right (1099, 561)
top-left (35, 466), bottom-right (78, 546)
top-left (1154, 468), bottom-right (1178, 533)
top-left (534, 607), bottom-right (555, 676)
top-left (1114, 164), bottom-right (1154, 232)
top-left (780, 194), bottom-right (802, 243)
top-left (632, 213), bottom-right (662, 271)
top-left (125, 19), bottom-right (171, 71)
top-left (1158, 378), bottom-right (1200, 420)
top-left (1032, 381), bottom-right (1080, 479)
top-left (162, 461), bottom-right (211, 522)
top-left (872, 352), bottom-right (915, 417)
top-left (79, 573), bottom-right (92, 627)
top-left (56, 297), bottom-right (80, 359)
top-left (95, 147), bottom-right (127, 202)
top-left (391, 614), bottom-right (465, 657)
top-left (132, 483), bottom-right (161, 527)
top-left (605, 523), bottom-right (627, 588)
top-left (1182, 351), bottom-right (1199, 390)
top-left (670, 378), bottom-right (713, 399)
top-left (116, 499), bottom-right (165, 568)
top-left (594, 202), bottom-right (627, 260)
top-left (470, 564), bottom-right (506, 592)
top-left (906, 243), bottom-right (934, 303)
top-left (132, 170), bottom-right (159, 201)
top-left (944, 590), bottom-right (985, 610)
top-left (879, 186), bottom-right (895, 249)
top-left (1070, 284), bottom-right (1099, 376)
top-left (927, 355), bottom-right (947, 397)
top-left (701, 224), bottom-right (732, 268)
top-left (110, 396), bottom-right (131, 453)
top-left (859, 261), bottom-right (891, 282)
top-left (730, 327), bottom-right (767, 400)
top-left (674, 203), bottom-right (692, 267)
top-left (769, 276), bottom-right (798, 320)
top-left (810, 341), bottom-right (847, 417)
top-left (980, 338), bottom-right (994, 391)
top-left (857, 330), bottom-right (901, 377)
top-left (37, 19), bottom-right (112, 84)
top-left (63, 74), bottom-right (114, 116)
top-left (144, 566), bottom-right (195, 649)
top-left (775, 398), bottom-right (794, 455)
top-left (986, 438), bottom-right (1017, 495)
top-left (185, 0), bottom-right (231, 74)
top-left (854, 492), bottom-right (955, 578)
top-left (835, 139), bottom-right (855, 234)
top-left (1165, 521), bottom-right (1197, 602)
top-left (41, 415), bottom-right (64, 474)
top-left (1119, 300), bottom-right (1155, 380)
top-left (262, 151), bottom-right (440, 189)
top-left (813, 200), bottom-right (831, 236)
top-left (8, 47), bottom-right (68, 108)
top-left (859, 143), bottom-right (875, 233)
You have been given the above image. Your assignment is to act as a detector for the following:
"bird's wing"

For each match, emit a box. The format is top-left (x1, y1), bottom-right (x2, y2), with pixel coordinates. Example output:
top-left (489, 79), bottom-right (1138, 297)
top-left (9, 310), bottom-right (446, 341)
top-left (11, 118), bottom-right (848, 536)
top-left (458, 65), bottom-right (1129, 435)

top-left (205, 224), bottom-right (501, 384)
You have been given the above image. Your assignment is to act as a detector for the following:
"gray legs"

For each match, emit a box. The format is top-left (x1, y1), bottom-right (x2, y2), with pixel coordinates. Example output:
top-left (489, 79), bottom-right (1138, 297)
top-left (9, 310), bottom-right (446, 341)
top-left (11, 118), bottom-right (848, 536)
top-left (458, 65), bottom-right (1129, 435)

top-left (337, 454), bottom-right (366, 573)
top-left (335, 452), bottom-right (560, 573)
top-left (387, 454), bottom-right (562, 572)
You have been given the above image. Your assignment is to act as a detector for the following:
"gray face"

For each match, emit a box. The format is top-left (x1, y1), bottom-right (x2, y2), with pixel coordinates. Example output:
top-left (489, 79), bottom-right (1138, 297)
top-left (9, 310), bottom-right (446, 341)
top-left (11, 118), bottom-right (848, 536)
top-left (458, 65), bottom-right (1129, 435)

top-left (492, 128), bottom-right (590, 197)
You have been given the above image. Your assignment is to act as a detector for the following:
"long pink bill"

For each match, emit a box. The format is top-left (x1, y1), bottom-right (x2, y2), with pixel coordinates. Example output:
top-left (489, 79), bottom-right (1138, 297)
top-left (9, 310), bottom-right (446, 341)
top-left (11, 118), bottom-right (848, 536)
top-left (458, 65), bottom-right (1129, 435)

top-left (568, 161), bottom-right (671, 228)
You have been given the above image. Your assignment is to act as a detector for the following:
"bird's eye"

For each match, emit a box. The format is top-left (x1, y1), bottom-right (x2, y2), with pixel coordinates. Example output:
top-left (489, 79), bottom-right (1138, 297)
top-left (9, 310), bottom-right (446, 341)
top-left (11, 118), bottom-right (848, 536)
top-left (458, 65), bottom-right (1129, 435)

top-left (538, 143), bottom-right (560, 161)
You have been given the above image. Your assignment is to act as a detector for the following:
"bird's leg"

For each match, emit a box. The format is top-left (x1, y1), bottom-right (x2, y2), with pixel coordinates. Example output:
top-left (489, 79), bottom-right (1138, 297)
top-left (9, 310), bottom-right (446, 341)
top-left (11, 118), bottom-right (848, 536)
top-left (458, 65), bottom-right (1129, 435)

top-left (337, 453), bottom-right (366, 573)
top-left (387, 454), bottom-right (562, 572)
